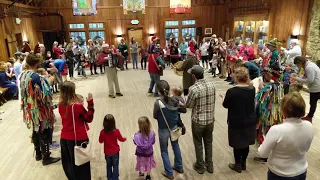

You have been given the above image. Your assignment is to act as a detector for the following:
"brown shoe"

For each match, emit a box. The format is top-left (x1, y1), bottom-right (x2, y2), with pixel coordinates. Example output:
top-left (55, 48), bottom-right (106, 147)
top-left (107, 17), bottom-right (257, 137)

top-left (229, 163), bottom-right (242, 173)
top-left (161, 172), bottom-right (174, 179)
top-left (172, 166), bottom-right (183, 173)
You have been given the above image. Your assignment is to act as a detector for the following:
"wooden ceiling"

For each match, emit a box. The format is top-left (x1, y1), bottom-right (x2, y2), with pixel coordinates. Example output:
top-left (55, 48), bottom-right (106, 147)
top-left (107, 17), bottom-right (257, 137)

top-left (9, 0), bottom-right (45, 7)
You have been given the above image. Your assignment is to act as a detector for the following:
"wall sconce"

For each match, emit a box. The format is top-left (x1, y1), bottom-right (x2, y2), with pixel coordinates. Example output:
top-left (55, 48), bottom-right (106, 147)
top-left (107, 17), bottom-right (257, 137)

top-left (117, 35), bottom-right (122, 38)
top-left (149, 33), bottom-right (155, 36)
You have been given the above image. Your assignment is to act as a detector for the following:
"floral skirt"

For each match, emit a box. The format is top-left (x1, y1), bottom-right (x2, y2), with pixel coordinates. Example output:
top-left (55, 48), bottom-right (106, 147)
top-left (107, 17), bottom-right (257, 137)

top-left (136, 156), bottom-right (156, 173)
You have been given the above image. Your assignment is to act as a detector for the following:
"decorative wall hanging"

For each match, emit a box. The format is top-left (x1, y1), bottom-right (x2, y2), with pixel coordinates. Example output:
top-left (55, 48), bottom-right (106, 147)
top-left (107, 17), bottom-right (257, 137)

top-left (72, 0), bottom-right (97, 16)
top-left (123, 0), bottom-right (146, 15)
top-left (205, 28), bottom-right (212, 35)
top-left (170, 0), bottom-right (191, 14)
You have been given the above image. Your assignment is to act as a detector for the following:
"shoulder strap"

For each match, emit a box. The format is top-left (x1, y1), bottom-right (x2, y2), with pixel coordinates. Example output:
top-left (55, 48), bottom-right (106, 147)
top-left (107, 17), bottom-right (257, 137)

top-left (152, 54), bottom-right (160, 70)
top-left (72, 104), bottom-right (77, 143)
top-left (158, 100), bottom-right (172, 131)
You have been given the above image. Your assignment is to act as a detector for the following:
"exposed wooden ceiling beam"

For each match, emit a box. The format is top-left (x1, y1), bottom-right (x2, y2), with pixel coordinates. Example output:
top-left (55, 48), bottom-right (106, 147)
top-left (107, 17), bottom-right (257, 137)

top-left (26, 0), bottom-right (33, 5)
top-left (0, 0), bottom-right (38, 9)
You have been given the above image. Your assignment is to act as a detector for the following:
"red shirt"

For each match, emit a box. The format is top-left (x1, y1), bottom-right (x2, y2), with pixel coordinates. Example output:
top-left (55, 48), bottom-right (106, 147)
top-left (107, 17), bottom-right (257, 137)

top-left (53, 46), bottom-right (63, 59)
top-left (59, 100), bottom-right (94, 141)
top-left (99, 129), bottom-right (127, 155)
top-left (148, 54), bottom-right (160, 74)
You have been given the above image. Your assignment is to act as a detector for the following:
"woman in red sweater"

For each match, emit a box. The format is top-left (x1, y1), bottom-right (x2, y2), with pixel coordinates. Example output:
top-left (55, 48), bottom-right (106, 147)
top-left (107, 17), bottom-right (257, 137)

top-left (58, 81), bottom-right (95, 180)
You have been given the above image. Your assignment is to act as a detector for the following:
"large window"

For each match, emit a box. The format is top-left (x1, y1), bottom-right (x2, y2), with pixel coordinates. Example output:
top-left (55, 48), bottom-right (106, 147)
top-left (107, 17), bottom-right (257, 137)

top-left (70, 31), bottom-right (86, 46)
top-left (164, 19), bottom-right (196, 43)
top-left (69, 23), bottom-right (85, 29)
top-left (89, 23), bottom-right (104, 29)
top-left (89, 31), bottom-right (105, 44)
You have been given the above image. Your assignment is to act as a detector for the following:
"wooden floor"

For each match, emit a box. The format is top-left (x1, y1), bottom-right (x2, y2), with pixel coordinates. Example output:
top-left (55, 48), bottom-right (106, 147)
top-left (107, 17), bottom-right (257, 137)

top-left (1, 67), bottom-right (320, 180)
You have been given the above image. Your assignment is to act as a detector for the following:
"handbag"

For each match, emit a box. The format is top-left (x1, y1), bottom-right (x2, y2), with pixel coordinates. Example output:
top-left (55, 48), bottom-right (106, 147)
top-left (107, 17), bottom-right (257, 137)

top-left (152, 54), bottom-right (164, 76)
top-left (72, 104), bottom-right (94, 166)
top-left (158, 100), bottom-right (182, 141)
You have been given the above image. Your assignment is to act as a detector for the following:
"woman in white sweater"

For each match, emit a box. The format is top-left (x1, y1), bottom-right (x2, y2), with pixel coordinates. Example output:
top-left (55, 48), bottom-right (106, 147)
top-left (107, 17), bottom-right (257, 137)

top-left (258, 93), bottom-right (314, 180)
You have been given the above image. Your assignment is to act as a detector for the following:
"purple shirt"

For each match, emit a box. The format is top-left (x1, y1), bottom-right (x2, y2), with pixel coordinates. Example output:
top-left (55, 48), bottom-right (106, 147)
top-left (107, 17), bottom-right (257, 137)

top-left (134, 131), bottom-right (155, 157)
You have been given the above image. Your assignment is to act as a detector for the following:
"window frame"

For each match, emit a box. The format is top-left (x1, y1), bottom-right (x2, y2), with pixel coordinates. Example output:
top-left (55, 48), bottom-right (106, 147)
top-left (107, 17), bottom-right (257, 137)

top-left (163, 19), bottom-right (197, 43)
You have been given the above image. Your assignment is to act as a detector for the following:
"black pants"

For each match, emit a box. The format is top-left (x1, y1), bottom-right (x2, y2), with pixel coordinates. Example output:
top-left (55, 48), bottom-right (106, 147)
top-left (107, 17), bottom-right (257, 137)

top-left (284, 84), bottom-right (290, 95)
top-left (171, 57), bottom-right (179, 65)
top-left (32, 128), bottom-right (52, 150)
top-left (60, 138), bottom-right (91, 180)
top-left (90, 62), bottom-right (97, 74)
top-left (184, 89), bottom-right (189, 96)
top-left (308, 92), bottom-right (320, 118)
top-left (98, 65), bottom-right (104, 73)
top-left (141, 57), bottom-right (147, 69)
top-left (68, 64), bottom-right (74, 78)
top-left (202, 56), bottom-right (208, 66)
top-left (233, 146), bottom-right (249, 163)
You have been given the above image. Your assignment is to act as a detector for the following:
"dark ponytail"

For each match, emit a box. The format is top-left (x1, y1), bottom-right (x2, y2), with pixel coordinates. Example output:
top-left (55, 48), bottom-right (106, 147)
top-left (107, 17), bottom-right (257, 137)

top-left (157, 80), bottom-right (170, 103)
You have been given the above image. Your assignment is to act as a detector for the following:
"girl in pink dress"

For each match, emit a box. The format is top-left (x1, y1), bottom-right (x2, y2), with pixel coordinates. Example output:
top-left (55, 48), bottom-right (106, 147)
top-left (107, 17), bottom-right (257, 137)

top-left (134, 116), bottom-right (156, 180)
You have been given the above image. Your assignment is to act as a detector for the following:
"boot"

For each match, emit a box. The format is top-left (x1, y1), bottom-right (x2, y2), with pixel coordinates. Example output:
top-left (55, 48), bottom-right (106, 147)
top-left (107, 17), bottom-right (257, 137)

top-left (241, 160), bottom-right (246, 170)
top-left (228, 163), bottom-right (242, 173)
top-left (35, 147), bottom-right (42, 161)
top-left (41, 141), bottom-right (60, 166)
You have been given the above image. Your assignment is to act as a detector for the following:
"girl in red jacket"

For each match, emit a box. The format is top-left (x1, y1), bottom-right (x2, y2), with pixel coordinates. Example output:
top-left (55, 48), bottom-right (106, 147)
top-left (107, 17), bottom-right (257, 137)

top-left (58, 81), bottom-right (94, 180)
top-left (99, 114), bottom-right (127, 180)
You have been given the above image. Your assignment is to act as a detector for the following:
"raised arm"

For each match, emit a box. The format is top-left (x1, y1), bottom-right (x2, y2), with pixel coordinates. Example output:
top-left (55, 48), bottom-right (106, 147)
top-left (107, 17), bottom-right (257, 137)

top-left (78, 99), bottom-right (94, 123)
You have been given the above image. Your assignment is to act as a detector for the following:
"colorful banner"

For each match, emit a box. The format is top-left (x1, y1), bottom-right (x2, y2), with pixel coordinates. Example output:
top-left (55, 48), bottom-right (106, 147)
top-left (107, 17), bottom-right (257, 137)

top-left (123, 0), bottom-right (146, 15)
top-left (170, 0), bottom-right (191, 14)
top-left (72, 0), bottom-right (97, 16)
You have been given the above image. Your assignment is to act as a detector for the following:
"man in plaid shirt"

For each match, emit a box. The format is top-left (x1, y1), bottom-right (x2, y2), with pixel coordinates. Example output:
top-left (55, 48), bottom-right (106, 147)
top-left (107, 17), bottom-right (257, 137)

top-left (186, 65), bottom-right (216, 174)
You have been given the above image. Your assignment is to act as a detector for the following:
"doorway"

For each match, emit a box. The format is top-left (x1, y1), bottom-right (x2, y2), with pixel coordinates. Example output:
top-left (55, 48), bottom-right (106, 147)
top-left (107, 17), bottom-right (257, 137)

top-left (128, 28), bottom-right (143, 62)
top-left (15, 33), bottom-right (23, 51)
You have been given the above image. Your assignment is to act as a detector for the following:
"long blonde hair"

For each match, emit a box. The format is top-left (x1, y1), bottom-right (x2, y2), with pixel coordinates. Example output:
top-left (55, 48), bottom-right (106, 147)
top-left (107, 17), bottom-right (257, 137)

top-left (59, 81), bottom-right (78, 106)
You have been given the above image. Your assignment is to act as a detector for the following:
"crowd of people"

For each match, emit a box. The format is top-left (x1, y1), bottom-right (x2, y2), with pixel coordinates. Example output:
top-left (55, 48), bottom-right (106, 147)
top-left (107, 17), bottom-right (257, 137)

top-left (1, 31), bottom-right (319, 180)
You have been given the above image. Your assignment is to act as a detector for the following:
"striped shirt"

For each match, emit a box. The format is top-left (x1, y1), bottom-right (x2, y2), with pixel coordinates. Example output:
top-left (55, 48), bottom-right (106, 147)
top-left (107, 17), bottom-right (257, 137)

top-left (186, 79), bottom-right (216, 125)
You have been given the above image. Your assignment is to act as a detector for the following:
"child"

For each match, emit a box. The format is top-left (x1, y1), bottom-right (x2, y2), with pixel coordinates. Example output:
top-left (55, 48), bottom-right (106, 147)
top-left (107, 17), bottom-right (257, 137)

top-left (139, 45), bottom-right (148, 70)
top-left (282, 63), bottom-right (293, 95)
top-left (99, 114), bottom-right (127, 180)
top-left (133, 116), bottom-right (156, 180)
top-left (210, 48), bottom-right (219, 77)
top-left (79, 55), bottom-right (88, 78)
top-left (290, 83), bottom-right (303, 93)
top-left (171, 87), bottom-right (186, 135)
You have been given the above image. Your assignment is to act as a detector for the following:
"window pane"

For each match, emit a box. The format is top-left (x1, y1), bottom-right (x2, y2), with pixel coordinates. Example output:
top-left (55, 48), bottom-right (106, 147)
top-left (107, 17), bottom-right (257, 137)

top-left (70, 31), bottom-right (86, 46)
top-left (165, 21), bottom-right (179, 27)
top-left (69, 24), bottom-right (85, 29)
top-left (165, 28), bottom-right (179, 41)
top-left (89, 31), bottom-right (105, 44)
top-left (182, 20), bottom-right (195, 25)
top-left (182, 27), bottom-right (195, 41)
top-left (89, 23), bottom-right (104, 29)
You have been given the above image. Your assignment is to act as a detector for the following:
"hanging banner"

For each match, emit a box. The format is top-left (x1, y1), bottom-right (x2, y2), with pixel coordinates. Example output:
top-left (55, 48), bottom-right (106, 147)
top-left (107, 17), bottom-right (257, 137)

top-left (72, 0), bottom-right (97, 16)
top-left (170, 0), bottom-right (191, 14)
top-left (123, 0), bottom-right (146, 15)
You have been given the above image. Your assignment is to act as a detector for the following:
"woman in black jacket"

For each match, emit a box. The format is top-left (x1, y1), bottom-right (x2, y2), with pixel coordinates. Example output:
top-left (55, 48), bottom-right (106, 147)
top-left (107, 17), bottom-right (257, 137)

top-left (64, 43), bottom-right (75, 80)
top-left (221, 67), bottom-right (257, 173)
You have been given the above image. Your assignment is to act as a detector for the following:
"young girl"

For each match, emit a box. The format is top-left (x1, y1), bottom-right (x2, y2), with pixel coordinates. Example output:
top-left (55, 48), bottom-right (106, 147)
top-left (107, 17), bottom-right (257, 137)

top-left (134, 117), bottom-right (156, 180)
top-left (139, 45), bottom-right (148, 70)
top-left (99, 114), bottom-right (127, 180)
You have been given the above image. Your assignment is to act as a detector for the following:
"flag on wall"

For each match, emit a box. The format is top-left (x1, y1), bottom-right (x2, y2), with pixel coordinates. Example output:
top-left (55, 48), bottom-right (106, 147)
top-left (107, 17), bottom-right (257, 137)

top-left (123, 0), bottom-right (146, 14)
top-left (170, 0), bottom-right (191, 14)
top-left (72, 0), bottom-right (97, 16)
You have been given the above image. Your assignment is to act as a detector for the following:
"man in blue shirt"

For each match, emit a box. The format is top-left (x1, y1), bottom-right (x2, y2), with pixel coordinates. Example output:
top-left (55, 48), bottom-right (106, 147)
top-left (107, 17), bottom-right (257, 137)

top-left (235, 59), bottom-right (261, 80)
top-left (14, 52), bottom-right (23, 81)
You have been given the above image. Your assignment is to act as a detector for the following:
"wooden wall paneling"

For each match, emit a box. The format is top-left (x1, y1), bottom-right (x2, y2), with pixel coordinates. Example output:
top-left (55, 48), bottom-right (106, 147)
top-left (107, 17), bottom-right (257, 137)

top-left (0, 20), bottom-right (9, 61)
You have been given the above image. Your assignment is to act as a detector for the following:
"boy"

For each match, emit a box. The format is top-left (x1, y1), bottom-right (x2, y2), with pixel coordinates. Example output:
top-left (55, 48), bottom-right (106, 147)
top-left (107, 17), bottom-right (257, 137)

top-left (171, 86), bottom-right (186, 135)
top-left (79, 55), bottom-right (88, 78)
top-left (282, 63), bottom-right (293, 95)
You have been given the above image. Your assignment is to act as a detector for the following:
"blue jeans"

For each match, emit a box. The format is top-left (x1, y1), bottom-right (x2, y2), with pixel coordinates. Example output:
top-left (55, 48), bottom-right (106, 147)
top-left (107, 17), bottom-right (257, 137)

top-left (268, 170), bottom-right (307, 180)
top-left (148, 73), bottom-right (160, 95)
top-left (131, 53), bottom-right (138, 68)
top-left (105, 153), bottom-right (119, 180)
top-left (158, 128), bottom-right (183, 177)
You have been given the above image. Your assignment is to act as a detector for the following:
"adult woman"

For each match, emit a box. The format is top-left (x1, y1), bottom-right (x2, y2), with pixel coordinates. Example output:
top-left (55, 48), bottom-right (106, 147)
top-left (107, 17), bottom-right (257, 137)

top-left (64, 43), bottom-right (76, 80)
top-left (200, 38), bottom-right (210, 69)
top-left (258, 93), bottom-right (314, 180)
top-left (118, 39), bottom-right (129, 70)
top-left (170, 38), bottom-right (179, 65)
top-left (130, 37), bottom-right (139, 69)
top-left (179, 38), bottom-right (188, 60)
top-left (58, 81), bottom-right (94, 180)
top-left (53, 41), bottom-right (63, 59)
top-left (221, 67), bottom-right (257, 173)
top-left (0, 62), bottom-right (18, 99)
top-left (87, 39), bottom-right (98, 75)
top-left (153, 80), bottom-right (184, 179)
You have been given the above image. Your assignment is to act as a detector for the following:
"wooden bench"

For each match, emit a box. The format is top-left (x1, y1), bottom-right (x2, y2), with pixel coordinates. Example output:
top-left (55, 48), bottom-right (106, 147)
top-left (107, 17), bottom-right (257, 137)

top-left (0, 87), bottom-right (8, 105)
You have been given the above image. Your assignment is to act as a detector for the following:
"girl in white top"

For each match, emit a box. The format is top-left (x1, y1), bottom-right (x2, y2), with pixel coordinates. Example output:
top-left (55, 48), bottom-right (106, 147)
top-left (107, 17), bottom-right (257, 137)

top-left (258, 93), bottom-right (314, 180)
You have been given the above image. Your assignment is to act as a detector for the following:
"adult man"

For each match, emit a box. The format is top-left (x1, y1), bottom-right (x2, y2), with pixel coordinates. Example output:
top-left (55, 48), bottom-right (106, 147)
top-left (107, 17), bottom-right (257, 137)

top-left (281, 39), bottom-right (301, 65)
top-left (148, 45), bottom-right (165, 97)
top-left (19, 54), bottom-right (60, 165)
top-left (98, 44), bottom-right (123, 98)
top-left (235, 59), bottom-right (261, 80)
top-left (118, 39), bottom-right (129, 70)
top-left (291, 56), bottom-right (320, 123)
top-left (186, 65), bottom-right (215, 174)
